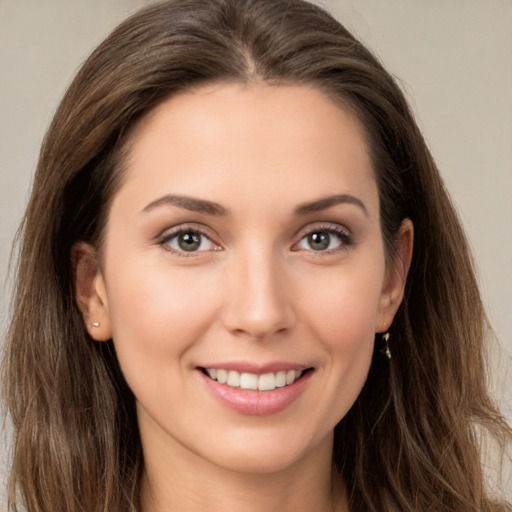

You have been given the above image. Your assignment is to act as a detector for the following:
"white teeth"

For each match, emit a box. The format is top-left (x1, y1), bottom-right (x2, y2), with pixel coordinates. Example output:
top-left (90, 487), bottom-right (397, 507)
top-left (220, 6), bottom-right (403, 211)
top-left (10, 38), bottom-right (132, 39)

top-left (258, 372), bottom-right (276, 391)
top-left (216, 369), bottom-right (227, 384)
top-left (204, 368), bottom-right (305, 390)
top-left (275, 370), bottom-right (287, 388)
top-left (227, 370), bottom-right (240, 387)
top-left (240, 372), bottom-right (258, 390)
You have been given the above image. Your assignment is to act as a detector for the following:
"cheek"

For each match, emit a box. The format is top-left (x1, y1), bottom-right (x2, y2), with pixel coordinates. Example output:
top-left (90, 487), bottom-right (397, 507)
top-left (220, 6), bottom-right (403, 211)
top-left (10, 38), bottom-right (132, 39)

top-left (298, 258), bottom-right (385, 349)
top-left (286, 258), bottom-right (384, 436)
top-left (104, 258), bottom-right (220, 374)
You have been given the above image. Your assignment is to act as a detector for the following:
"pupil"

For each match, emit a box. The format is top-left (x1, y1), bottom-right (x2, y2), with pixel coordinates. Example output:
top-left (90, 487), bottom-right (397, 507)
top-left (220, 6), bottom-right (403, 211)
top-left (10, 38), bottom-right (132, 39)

top-left (178, 232), bottom-right (201, 251)
top-left (308, 232), bottom-right (330, 250)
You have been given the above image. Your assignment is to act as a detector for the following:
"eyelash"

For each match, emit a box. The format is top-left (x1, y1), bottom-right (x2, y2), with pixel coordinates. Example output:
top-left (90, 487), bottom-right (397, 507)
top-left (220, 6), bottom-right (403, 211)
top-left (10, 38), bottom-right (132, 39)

top-left (293, 224), bottom-right (353, 255)
top-left (156, 223), bottom-right (353, 257)
top-left (156, 224), bottom-right (220, 258)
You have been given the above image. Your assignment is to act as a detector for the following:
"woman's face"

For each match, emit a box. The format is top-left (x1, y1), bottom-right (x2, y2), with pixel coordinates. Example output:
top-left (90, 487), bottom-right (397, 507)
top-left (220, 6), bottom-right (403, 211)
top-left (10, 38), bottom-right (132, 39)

top-left (79, 83), bottom-right (410, 475)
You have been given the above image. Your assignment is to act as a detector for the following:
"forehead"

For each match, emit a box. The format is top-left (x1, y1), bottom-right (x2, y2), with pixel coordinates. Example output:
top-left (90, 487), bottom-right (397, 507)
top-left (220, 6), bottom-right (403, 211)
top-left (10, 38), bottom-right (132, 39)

top-left (117, 83), bottom-right (377, 215)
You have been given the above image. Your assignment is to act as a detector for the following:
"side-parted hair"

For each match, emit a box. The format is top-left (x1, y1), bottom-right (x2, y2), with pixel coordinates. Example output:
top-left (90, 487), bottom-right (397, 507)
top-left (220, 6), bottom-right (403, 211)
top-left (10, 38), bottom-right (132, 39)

top-left (3, 1), bottom-right (510, 511)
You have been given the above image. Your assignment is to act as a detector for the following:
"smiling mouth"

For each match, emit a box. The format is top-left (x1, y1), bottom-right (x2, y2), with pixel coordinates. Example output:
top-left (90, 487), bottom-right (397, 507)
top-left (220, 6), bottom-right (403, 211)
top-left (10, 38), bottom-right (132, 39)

top-left (200, 368), bottom-right (312, 391)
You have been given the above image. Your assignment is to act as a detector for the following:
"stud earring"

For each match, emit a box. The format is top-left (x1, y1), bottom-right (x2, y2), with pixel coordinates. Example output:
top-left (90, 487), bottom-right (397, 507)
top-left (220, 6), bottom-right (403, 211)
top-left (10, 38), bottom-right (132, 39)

top-left (91, 321), bottom-right (101, 328)
top-left (381, 332), bottom-right (392, 359)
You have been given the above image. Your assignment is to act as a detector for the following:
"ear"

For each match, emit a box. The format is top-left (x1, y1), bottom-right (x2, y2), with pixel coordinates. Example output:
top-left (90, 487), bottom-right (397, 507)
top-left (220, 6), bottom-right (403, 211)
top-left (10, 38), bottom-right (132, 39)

top-left (375, 219), bottom-right (414, 332)
top-left (72, 242), bottom-right (112, 341)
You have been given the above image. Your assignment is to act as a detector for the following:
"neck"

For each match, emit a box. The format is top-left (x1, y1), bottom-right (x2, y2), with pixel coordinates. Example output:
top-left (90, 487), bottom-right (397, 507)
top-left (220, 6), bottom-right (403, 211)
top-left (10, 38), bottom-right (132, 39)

top-left (139, 429), bottom-right (348, 512)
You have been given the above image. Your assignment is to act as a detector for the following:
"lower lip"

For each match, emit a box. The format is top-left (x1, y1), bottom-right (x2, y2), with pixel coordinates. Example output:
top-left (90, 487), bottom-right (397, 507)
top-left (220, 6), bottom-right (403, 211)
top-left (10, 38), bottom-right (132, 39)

top-left (199, 370), bottom-right (312, 416)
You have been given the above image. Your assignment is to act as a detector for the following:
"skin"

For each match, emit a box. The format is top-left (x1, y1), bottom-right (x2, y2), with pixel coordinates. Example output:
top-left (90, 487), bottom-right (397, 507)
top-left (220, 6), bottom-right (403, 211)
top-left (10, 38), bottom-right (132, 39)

top-left (75, 83), bottom-right (413, 512)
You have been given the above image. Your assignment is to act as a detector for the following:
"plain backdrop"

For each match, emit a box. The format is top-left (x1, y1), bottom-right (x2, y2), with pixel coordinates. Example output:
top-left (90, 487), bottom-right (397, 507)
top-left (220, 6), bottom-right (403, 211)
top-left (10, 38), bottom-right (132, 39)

top-left (1, 0), bottom-right (511, 504)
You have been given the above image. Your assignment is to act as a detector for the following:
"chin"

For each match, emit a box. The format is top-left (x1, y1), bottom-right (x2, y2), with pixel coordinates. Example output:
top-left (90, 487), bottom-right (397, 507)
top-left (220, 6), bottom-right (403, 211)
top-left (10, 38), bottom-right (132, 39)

top-left (209, 449), bottom-right (306, 475)
top-left (200, 428), bottom-right (333, 476)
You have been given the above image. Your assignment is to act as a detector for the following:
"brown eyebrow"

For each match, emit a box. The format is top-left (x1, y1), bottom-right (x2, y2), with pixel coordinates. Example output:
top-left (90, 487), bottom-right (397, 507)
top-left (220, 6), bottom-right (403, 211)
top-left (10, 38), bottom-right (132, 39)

top-left (142, 194), bottom-right (229, 216)
top-left (294, 194), bottom-right (368, 217)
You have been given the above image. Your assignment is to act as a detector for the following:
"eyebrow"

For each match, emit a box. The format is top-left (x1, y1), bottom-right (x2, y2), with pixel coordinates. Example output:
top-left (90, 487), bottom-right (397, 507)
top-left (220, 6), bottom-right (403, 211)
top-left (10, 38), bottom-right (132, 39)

top-left (142, 194), bottom-right (229, 216)
top-left (141, 193), bottom-right (367, 218)
top-left (294, 194), bottom-right (368, 217)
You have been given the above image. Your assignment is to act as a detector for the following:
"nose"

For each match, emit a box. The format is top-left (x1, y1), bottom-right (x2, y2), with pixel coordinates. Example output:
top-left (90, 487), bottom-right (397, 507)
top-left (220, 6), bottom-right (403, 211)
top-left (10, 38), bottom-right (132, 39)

top-left (221, 245), bottom-right (296, 340)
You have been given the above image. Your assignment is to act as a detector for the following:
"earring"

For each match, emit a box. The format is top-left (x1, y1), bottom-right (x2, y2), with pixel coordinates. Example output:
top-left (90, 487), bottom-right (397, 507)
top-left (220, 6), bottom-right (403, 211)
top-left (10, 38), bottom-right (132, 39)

top-left (91, 321), bottom-right (101, 328)
top-left (381, 332), bottom-right (392, 359)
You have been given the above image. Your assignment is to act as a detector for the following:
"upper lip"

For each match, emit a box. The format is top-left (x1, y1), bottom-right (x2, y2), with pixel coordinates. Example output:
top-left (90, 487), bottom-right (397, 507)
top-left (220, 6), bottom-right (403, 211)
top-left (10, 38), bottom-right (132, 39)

top-left (197, 361), bottom-right (312, 375)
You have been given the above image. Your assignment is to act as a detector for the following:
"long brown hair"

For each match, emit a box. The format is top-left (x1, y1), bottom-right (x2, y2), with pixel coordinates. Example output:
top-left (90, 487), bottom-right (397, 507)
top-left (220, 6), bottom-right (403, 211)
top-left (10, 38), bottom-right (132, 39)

top-left (3, 0), bottom-right (510, 510)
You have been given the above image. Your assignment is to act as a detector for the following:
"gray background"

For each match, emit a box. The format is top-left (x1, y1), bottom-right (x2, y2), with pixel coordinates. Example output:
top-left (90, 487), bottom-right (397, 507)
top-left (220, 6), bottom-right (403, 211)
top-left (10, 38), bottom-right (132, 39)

top-left (1, 0), bottom-right (511, 504)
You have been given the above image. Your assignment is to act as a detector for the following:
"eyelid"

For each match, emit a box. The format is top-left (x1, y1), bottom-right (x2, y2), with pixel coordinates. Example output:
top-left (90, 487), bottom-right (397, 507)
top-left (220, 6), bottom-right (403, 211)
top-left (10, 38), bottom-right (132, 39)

top-left (156, 222), bottom-right (222, 256)
top-left (155, 221), bottom-right (353, 256)
top-left (291, 222), bottom-right (353, 253)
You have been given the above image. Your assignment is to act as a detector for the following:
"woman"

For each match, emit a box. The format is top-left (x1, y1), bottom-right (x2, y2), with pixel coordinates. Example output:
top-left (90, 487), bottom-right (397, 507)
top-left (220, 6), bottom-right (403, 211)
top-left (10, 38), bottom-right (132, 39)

top-left (2, 0), bottom-right (510, 511)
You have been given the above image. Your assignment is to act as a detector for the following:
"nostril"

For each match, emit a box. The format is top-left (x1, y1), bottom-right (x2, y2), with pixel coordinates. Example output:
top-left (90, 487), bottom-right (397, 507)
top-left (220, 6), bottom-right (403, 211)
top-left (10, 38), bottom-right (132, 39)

top-left (222, 307), bottom-right (296, 341)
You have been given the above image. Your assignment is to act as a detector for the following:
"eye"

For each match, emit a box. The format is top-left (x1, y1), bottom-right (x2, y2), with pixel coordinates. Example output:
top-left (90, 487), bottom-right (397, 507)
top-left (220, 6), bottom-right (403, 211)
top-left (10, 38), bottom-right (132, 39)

top-left (295, 227), bottom-right (351, 252)
top-left (161, 229), bottom-right (219, 254)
